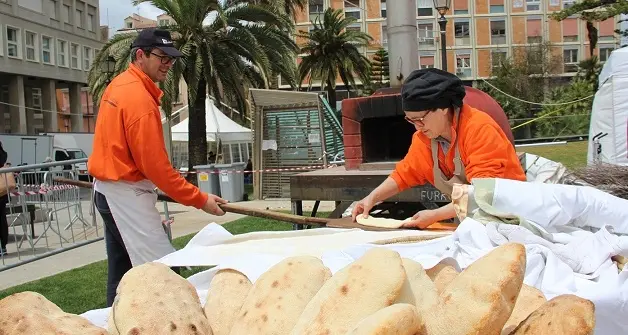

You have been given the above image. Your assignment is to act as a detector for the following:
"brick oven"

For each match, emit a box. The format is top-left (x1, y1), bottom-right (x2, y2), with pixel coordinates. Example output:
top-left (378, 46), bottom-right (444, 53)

top-left (341, 88), bottom-right (416, 170)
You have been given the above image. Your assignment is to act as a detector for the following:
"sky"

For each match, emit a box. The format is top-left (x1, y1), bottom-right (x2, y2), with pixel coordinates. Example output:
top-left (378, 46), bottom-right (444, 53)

top-left (99, 0), bottom-right (163, 33)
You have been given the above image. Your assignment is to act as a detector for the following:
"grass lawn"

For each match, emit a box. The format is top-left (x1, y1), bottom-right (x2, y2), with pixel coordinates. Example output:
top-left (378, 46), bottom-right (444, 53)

top-left (518, 141), bottom-right (588, 170)
top-left (0, 211), bottom-right (329, 315)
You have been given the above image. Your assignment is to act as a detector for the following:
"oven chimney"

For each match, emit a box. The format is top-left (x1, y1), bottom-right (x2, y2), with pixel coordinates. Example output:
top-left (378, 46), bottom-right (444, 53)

top-left (385, 0), bottom-right (419, 88)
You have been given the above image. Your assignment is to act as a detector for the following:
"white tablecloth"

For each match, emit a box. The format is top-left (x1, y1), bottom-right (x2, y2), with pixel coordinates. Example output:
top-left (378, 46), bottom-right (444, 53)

top-left (81, 218), bottom-right (628, 335)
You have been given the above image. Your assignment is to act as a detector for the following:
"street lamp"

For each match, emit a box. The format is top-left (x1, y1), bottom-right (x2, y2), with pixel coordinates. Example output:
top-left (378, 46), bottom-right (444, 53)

top-left (100, 55), bottom-right (116, 84)
top-left (433, 0), bottom-right (451, 72)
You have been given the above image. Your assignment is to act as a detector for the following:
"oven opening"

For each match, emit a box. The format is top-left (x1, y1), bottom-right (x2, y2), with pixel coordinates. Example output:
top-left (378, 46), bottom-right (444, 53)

top-left (361, 116), bottom-right (416, 163)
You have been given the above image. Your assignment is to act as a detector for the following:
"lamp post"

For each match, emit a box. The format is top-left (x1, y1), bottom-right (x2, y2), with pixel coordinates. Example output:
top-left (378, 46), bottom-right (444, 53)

top-left (100, 55), bottom-right (116, 84)
top-left (433, 0), bottom-right (451, 72)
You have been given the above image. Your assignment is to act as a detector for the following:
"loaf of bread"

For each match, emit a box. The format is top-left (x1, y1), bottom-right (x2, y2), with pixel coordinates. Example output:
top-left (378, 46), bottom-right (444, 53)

top-left (1, 243), bottom-right (597, 335)
top-left (108, 262), bottom-right (211, 335)
top-left (0, 291), bottom-right (107, 335)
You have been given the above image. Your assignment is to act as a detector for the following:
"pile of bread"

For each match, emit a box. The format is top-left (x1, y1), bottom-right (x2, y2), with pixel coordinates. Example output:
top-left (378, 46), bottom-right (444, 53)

top-left (0, 243), bottom-right (595, 335)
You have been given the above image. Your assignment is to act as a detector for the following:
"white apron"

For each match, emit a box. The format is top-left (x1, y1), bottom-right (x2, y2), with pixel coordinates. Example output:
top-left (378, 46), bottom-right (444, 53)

top-left (94, 179), bottom-right (175, 266)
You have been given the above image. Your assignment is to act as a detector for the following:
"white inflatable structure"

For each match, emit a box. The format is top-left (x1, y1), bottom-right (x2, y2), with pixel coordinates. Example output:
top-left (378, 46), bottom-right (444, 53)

top-left (588, 47), bottom-right (628, 166)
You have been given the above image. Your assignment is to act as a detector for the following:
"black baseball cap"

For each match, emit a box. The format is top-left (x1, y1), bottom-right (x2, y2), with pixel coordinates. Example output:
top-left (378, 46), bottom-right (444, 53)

top-left (131, 28), bottom-right (182, 57)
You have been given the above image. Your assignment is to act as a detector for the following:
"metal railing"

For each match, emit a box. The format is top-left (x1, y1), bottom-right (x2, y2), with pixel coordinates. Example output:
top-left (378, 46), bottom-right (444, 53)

top-left (0, 159), bottom-right (100, 271)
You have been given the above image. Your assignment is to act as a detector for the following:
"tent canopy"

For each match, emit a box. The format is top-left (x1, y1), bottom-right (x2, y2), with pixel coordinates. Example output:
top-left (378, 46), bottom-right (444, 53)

top-left (587, 47), bottom-right (628, 166)
top-left (171, 97), bottom-right (252, 143)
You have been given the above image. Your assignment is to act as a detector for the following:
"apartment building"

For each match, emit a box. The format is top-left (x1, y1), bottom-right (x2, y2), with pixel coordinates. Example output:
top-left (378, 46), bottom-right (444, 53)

top-left (0, 0), bottom-right (104, 134)
top-left (287, 0), bottom-right (620, 89)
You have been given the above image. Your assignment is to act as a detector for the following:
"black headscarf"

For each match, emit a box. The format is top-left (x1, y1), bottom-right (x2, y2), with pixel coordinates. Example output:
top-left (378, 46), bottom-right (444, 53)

top-left (401, 68), bottom-right (466, 112)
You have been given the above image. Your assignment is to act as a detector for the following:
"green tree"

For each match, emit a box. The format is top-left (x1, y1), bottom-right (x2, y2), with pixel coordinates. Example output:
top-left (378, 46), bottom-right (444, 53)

top-left (227, 0), bottom-right (307, 19)
top-left (88, 0), bottom-right (298, 177)
top-left (476, 42), bottom-right (563, 139)
top-left (368, 47), bottom-right (389, 91)
top-left (297, 8), bottom-right (373, 112)
top-left (536, 78), bottom-right (595, 138)
top-left (550, 0), bottom-right (628, 55)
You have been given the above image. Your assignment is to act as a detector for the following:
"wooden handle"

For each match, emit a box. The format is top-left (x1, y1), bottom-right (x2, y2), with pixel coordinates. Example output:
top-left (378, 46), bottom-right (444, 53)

top-left (218, 203), bottom-right (329, 226)
top-left (53, 177), bottom-right (333, 226)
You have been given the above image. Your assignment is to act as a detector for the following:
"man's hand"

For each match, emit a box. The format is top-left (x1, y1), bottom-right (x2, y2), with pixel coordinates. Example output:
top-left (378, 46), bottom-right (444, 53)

top-left (401, 209), bottom-right (439, 229)
top-left (202, 194), bottom-right (228, 216)
top-left (351, 195), bottom-right (377, 222)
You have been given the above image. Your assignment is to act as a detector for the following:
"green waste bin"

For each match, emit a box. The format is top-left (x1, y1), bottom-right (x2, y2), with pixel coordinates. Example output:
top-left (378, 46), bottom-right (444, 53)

top-left (194, 164), bottom-right (221, 197)
top-left (214, 163), bottom-right (247, 202)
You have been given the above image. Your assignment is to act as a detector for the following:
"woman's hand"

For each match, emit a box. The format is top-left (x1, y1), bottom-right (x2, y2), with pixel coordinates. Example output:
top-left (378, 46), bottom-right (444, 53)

top-left (351, 195), bottom-right (377, 222)
top-left (401, 209), bottom-right (439, 229)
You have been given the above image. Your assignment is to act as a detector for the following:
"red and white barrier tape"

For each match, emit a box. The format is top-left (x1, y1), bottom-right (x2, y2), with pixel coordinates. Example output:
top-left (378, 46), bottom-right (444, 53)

top-left (180, 164), bottom-right (339, 175)
top-left (10, 184), bottom-right (78, 197)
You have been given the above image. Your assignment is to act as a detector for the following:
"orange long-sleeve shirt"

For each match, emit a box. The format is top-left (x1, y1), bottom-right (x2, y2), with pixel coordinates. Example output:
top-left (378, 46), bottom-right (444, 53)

top-left (390, 103), bottom-right (526, 191)
top-left (88, 63), bottom-right (208, 209)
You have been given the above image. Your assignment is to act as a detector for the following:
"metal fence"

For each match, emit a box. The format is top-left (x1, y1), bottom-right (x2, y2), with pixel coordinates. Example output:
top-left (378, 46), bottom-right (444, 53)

top-left (0, 159), bottom-right (101, 271)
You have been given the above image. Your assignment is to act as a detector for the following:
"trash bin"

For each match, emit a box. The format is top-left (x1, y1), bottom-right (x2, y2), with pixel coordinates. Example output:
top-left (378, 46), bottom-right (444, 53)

top-left (214, 163), bottom-right (247, 202)
top-left (193, 164), bottom-right (221, 197)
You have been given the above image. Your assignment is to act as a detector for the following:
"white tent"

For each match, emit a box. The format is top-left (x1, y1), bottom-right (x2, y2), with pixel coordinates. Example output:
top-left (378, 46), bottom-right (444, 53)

top-left (171, 97), bottom-right (252, 144)
top-left (587, 47), bottom-right (628, 166)
top-left (170, 97), bottom-right (253, 167)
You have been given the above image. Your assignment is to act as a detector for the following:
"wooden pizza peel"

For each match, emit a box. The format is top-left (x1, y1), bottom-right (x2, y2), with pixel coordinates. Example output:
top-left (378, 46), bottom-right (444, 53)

top-left (53, 178), bottom-right (457, 232)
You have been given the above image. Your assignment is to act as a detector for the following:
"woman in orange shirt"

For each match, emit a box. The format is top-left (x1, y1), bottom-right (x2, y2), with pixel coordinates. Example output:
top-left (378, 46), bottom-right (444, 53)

top-left (351, 68), bottom-right (526, 229)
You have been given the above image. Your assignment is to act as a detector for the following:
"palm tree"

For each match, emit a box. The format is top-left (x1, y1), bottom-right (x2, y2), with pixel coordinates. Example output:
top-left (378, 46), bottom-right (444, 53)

top-left (227, 0), bottom-right (308, 19)
top-left (88, 0), bottom-right (298, 175)
top-left (297, 8), bottom-right (373, 112)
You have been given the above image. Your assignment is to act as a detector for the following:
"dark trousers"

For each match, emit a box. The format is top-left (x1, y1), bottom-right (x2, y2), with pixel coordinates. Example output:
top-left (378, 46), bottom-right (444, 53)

top-left (0, 202), bottom-right (7, 250)
top-left (94, 191), bottom-right (133, 307)
top-left (94, 191), bottom-right (182, 307)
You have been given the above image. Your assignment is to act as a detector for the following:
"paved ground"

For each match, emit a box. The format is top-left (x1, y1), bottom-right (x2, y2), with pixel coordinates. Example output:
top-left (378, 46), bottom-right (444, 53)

top-left (0, 198), bottom-right (336, 290)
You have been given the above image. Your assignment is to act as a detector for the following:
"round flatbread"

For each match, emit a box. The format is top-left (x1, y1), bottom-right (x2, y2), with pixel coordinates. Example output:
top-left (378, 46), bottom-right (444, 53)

top-left (356, 215), bottom-right (411, 228)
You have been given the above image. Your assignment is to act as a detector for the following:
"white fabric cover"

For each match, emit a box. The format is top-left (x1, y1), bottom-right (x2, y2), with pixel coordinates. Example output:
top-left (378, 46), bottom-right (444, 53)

top-left (171, 98), bottom-right (252, 143)
top-left (81, 176), bottom-right (628, 335)
top-left (588, 47), bottom-right (628, 166)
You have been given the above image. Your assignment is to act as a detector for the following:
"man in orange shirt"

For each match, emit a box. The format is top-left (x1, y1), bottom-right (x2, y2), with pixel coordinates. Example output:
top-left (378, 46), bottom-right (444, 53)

top-left (351, 68), bottom-right (526, 229)
top-left (88, 28), bottom-right (227, 306)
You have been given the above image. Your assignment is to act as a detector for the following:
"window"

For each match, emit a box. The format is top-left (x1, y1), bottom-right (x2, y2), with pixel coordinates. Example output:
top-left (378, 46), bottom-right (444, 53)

top-left (87, 13), bottom-right (94, 31)
top-left (418, 22), bottom-right (435, 48)
top-left (344, 0), bottom-right (360, 20)
top-left (491, 51), bottom-right (507, 71)
top-left (455, 53), bottom-right (472, 77)
top-left (126, 22), bottom-right (133, 28)
top-left (526, 17), bottom-right (542, 44)
top-left (454, 20), bottom-right (470, 46)
top-left (62, 4), bottom-right (70, 23)
top-left (454, 10), bottom-right (469, 14)
top-left (563, 48), bottom-right (579, 72)
top-left (563, 0), bottom-right (575, 9)
top-left (6, 26), bottom-right (21, 59)
top-left (25, 31), bottom-right (38, 62)
top-left (0, 25), bottom-right (3, 57)
top-left (76, 9), bottom-right (83, 28)
top-left (381, 0), bottom-right (386, 17)
top-left (50, 0), bottom-right (58, 19)
top-left (382, 25), bottom-right (388, 46)
top-left (42, 36), bottom-right (53, 64)
top-left (599, 46), bottom-right (614, 62)
top-left (562, 19), bottom-right (578, 42)
top-left (71, 43), bottom-right (80, 69)
top-left (57, 39), bottom-right (67, 67)
top-left (309, 0), bottom-right (324, 22)
top-left (83, 46), bottom-right (92, 70)
top-left (490, 20), bottom-right (506, 45)
top-left (490, 5), bottom-right (504, 13)
top-left (526, 0), bottom-right (540, 11)
top-left (417, 0), bottom-right (433, 16)
top-left (420, 53), bottom-right (435, 69)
